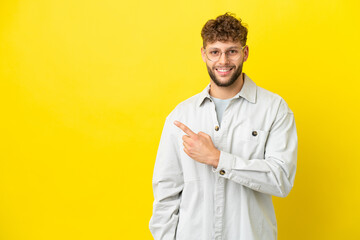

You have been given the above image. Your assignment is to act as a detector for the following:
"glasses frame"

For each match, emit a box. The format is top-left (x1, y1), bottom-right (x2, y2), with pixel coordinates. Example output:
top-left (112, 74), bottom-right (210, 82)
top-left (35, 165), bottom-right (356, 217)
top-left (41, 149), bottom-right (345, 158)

top-left (204, 45), bottom-right (246, 62)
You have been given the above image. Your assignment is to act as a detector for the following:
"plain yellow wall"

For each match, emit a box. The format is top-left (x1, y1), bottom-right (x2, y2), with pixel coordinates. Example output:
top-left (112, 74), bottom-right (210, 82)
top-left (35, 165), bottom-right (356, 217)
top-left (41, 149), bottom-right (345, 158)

top-left (1, 0), bottom-right (359, 239)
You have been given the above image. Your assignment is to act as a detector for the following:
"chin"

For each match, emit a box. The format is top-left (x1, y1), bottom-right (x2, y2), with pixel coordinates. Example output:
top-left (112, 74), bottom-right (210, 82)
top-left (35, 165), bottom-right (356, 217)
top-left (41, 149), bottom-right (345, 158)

top-left (213, 75), bottom-right (239, 87)
top-left (207, 64), bottom-right (243, 88)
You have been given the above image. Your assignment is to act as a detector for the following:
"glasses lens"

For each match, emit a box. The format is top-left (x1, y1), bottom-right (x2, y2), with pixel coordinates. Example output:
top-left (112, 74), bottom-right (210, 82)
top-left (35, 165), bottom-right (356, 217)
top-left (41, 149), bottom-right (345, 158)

top-left (226, 49), bottom-right (240, 60)
top-left (206, 49), bottom-right (241, 61)
top-left (207, 50), bottom-right (221, 61)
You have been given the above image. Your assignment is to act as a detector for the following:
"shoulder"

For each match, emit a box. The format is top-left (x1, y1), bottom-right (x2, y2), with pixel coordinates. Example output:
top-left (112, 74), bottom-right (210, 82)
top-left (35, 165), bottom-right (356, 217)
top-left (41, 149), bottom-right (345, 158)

top-left (256, 85), bottom-right (293, 116)
top-left (166, 92), bottom-right (203, 121)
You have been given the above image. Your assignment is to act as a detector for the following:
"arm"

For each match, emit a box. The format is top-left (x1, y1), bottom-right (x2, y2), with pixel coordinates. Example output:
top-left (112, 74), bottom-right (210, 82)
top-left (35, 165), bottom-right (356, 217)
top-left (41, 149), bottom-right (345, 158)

top-left (214, 109), bottom-right (298, 197)
top-left (175, 100), bottom-right (297, 198)
top-left (149, 116), bottom-right (183, 239)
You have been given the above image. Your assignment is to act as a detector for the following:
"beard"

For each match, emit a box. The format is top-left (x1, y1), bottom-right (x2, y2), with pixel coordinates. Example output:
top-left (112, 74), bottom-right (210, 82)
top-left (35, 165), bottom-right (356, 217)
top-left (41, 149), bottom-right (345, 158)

top-left (206, 63), bottom-right (243, 87)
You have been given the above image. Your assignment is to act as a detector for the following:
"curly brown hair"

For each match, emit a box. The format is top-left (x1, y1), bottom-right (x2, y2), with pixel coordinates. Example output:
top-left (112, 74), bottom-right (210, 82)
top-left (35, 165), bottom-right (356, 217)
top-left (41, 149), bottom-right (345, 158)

top-left (201, 12), bottom-right (248, 48)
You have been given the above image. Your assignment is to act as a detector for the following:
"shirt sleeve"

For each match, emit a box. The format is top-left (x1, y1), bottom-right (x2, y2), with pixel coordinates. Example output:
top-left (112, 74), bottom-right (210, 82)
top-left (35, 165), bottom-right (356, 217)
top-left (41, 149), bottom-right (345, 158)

top-left (149, 116), bottom-right (184, 239)
top-left (214, 102), bottom-right (298, 198)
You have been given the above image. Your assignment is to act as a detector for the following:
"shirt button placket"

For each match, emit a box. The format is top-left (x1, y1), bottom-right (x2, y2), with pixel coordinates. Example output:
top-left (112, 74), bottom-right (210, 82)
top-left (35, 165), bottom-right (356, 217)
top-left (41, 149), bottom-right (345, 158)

top-left (209, 99), bottom-right (225, 240)
top-left (214, 126), bottom-right (225, 240)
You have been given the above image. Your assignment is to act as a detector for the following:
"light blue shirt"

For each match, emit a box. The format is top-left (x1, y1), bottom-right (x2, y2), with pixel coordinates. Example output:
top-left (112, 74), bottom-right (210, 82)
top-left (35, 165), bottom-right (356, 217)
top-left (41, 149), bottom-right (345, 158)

top-left (210, 96), bottom-right (232, 126)
top-left (150, 73), bottom-right (298, 240)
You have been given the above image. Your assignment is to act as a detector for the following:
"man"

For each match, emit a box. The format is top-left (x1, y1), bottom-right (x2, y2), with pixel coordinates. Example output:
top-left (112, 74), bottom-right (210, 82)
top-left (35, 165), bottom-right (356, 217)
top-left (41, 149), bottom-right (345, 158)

top-left (149, 13), bottom-right (297, 240)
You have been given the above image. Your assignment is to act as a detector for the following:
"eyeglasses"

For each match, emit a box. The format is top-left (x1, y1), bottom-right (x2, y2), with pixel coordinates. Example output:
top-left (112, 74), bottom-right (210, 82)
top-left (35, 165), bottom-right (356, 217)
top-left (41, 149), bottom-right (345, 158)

top-left (204, 45), bottom-right (246, 62)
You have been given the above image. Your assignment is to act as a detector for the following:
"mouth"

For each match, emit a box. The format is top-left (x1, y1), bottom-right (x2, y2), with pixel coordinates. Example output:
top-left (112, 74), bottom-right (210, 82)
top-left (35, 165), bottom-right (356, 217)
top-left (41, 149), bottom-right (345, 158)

top-left (215, 67), bottom-right (234, 76)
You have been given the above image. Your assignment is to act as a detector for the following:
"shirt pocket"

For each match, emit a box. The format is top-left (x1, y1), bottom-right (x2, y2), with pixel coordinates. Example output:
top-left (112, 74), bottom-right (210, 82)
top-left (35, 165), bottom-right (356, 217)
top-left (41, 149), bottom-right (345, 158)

top-left (231, 126), bottom-right (269, 159)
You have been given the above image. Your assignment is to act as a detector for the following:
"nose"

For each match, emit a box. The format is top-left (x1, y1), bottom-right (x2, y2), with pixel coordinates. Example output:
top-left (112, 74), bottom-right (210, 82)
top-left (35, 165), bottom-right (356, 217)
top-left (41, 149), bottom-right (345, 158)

top-left (218, 52), bottom-right (229, 65)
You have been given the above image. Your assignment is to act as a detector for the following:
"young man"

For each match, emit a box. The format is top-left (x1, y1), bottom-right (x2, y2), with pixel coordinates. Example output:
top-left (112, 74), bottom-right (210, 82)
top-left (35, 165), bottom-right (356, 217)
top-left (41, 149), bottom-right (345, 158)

top-left (149, 13), bottom-right (297, 240)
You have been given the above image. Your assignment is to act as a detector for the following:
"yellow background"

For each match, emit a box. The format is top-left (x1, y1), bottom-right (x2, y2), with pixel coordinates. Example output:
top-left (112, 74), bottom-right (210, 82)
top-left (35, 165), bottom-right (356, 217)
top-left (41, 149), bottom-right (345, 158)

top-left (1, 0), bottom-right (359, 239)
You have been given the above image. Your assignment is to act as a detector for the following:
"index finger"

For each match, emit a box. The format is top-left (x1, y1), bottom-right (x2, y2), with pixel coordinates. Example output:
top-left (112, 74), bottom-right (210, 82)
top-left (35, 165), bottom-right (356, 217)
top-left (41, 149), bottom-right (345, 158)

top-left (174, 120), bottom-right (196, 137)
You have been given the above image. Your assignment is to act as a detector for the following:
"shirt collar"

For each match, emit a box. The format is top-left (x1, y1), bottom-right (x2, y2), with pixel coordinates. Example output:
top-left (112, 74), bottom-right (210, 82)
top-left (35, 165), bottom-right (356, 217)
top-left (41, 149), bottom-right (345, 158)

top-left (197, 73), bottom-right (257, 107)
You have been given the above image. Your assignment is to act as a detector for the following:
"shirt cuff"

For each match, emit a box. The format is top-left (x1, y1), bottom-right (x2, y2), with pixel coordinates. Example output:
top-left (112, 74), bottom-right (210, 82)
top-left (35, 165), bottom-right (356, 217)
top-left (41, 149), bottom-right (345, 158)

top-left (212, 151), bottom-right (234, 178)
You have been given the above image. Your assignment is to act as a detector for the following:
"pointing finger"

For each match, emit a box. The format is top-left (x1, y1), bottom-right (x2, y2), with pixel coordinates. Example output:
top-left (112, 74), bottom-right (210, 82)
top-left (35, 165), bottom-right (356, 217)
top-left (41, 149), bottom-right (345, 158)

top-left (174, 121), bottom-right (196, 137)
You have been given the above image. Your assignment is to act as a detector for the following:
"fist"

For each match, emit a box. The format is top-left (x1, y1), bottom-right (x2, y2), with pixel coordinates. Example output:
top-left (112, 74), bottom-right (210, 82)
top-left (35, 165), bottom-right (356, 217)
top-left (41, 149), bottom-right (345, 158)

top-left (174, 120), bottom-right (220, 168)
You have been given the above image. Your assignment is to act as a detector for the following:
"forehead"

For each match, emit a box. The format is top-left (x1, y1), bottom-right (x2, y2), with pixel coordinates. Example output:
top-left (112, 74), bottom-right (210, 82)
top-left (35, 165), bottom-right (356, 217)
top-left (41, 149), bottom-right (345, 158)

top-left (205, 41), bottom-right (242, 49)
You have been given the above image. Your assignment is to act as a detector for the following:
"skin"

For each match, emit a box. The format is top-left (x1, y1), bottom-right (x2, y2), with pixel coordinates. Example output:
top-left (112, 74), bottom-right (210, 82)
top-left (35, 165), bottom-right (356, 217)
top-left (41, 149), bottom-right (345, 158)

top-left (174, 120), bottom-right (221, 168)
top-left (174, 41), bottom-right (249, 168)
top-left (201, 41), bottom-right (249, 99)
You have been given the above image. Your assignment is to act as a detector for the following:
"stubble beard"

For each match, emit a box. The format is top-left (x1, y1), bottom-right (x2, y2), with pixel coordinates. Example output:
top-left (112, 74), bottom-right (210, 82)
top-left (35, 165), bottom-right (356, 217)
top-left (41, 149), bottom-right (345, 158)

top-left (207, 63), bottom-right (243, 87)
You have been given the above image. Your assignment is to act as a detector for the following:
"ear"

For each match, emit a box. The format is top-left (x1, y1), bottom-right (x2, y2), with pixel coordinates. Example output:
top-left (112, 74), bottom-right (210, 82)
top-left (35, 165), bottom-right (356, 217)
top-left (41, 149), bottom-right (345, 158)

top-left (201, 47), bottom-right (206, 63)
top-left (243, 45), bottom-right (249, 62)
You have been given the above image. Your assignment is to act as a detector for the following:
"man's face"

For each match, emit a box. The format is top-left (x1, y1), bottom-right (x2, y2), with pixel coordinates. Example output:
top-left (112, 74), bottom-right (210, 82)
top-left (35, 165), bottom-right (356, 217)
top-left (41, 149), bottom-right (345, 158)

top-left (201, 41), bottom-right (248, 87)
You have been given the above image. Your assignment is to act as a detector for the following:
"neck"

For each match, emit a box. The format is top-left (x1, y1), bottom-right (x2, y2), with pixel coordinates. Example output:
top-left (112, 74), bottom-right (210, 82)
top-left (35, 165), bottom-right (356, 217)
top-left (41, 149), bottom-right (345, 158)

top-left (209, 73), bottom-right (245, 99)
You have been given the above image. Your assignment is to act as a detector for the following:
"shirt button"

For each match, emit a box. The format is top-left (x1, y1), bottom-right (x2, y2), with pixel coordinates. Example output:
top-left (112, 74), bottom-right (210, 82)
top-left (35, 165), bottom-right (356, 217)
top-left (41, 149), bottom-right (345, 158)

top-left (215, 126), bottom-right (219, 131)
top-left (252, 131), bottom-right (258, 136)
top-left (216, 207), bottom-right (221, 214)
top-left (219, 169), bottom-right (226, 175)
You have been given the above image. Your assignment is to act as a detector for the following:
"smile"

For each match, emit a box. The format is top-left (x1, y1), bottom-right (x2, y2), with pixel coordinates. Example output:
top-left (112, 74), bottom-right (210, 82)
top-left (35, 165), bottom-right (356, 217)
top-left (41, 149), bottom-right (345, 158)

top-left (215, 67), bottom-right (234, 75)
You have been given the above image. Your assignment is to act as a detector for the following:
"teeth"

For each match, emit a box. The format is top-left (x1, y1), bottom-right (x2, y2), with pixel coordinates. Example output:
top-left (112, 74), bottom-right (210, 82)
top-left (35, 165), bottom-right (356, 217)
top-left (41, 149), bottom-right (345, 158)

top-left (217, 68), bottom-right (231, 72)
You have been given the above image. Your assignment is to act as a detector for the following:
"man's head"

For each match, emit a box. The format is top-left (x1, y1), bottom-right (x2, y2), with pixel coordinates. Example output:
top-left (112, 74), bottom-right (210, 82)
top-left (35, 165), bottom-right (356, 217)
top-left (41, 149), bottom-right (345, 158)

top-left (201, 13), bottom-right (249, 87)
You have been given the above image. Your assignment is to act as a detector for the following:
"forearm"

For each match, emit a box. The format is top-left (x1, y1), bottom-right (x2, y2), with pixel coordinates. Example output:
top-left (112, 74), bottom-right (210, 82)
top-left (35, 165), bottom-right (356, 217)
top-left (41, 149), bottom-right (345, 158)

top-left (150, 115), bottom-right (184, 239)
top-left (214, 150), bottom-right (296, 197)
top-left (214, 111), bottom-right (298, 197)
top-left (150, 174), bottom-right (183, 240)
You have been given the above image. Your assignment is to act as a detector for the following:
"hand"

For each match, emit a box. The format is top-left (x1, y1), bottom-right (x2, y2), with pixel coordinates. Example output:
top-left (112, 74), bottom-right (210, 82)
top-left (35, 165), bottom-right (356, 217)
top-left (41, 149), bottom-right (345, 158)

top-left (174, 120), bottom-right (220, 168)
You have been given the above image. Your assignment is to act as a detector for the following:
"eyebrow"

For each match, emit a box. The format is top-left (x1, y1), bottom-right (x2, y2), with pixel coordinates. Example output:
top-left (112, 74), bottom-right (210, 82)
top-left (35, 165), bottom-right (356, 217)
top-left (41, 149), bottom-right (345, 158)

top-left (207, 46), bottom-right (240, 50)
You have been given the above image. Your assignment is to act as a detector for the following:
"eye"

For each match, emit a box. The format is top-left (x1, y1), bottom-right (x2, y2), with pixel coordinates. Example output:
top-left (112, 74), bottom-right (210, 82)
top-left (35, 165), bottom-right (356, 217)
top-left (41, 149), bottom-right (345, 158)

top-left (209, 50), bottom-right (219, 56)
top-left (228, 50), bottom-right (239, 55)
